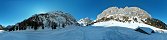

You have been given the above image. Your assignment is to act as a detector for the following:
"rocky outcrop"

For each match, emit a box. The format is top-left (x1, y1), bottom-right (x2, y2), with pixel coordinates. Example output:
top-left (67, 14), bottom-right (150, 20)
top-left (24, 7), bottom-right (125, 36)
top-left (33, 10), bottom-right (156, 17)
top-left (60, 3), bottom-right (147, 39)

top-left (97, 7), bottom-right (151, 20)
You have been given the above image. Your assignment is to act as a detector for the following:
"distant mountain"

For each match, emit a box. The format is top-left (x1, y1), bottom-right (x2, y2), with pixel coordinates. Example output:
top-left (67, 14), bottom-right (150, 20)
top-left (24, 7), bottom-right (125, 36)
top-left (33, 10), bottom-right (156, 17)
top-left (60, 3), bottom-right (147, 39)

top-left (0, 25), bottom-right (3, 30)
top-left (78, 17), bottom-right (93, 26)
top-left (6, 11), bottom-right (80, 31)
top-left (92, 7), bottom-right (167, 30)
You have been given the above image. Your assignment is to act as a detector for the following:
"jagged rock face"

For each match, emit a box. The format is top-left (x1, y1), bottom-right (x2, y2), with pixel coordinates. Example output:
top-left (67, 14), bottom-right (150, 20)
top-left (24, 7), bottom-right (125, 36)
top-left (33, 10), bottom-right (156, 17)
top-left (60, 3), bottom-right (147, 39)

top-left (97, 7), bottom-right (151, 20)
top-left (7, 11), bottom-right (80, 31)
top-left (94, 7), bottom-right (167, 30)
top-left (96, 7), bottom-right (151, 23)
top-left (0, 25), bottom-right (3, 30)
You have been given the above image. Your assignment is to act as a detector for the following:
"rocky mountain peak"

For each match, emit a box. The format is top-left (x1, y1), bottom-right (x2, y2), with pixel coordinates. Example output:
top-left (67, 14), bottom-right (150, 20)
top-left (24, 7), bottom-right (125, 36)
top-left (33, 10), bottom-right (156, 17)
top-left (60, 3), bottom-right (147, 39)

top-left (94, 7), bottom-right (167, 30)
top-left (97, 7), bottom-right (151, 21)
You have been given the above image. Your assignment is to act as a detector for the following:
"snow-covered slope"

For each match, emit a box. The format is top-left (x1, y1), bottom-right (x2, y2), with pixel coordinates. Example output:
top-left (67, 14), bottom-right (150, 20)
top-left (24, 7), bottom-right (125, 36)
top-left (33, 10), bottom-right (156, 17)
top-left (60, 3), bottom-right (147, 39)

top-left (93, 20), bottom-right (167, 33)
top-left (6, 11), bottom-right (80, 31)
top-left (1, 26), bottom-right (167, 40)
top-left (94, 7), bottom-right (167, 30)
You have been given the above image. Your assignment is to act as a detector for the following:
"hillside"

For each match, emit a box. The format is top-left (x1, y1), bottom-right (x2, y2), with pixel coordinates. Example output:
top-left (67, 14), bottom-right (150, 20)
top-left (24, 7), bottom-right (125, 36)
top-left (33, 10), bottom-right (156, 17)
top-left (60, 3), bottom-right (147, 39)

top-left (6, 11), bottom-right (80, 31)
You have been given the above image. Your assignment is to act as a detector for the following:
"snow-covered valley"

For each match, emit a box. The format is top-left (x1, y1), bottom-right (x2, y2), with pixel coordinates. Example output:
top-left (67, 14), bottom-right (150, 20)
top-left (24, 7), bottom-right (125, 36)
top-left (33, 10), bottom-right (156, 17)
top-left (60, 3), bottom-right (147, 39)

top-left (1, 25), bottom-right (167, 40)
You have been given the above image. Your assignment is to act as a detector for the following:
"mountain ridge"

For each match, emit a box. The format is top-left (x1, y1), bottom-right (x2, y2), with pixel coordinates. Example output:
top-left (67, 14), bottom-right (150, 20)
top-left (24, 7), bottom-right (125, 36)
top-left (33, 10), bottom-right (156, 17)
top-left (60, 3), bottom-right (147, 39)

top-left (91, 7), bottom-right (167, 30)
top-left (6, 11), bottom-right (80, 31)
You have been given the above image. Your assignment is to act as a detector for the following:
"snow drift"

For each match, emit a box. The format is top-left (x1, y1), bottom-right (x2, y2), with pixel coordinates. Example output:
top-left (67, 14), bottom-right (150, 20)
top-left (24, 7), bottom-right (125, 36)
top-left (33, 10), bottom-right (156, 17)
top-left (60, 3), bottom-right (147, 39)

top-left (1, 26), bottom-right (167, 40)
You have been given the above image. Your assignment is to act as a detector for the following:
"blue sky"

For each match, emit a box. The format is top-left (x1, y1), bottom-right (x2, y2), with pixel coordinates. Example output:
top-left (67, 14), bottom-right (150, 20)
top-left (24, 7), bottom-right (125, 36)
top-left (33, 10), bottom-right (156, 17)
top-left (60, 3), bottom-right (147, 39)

top-left (0, 0), bottom-right (167, 26)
